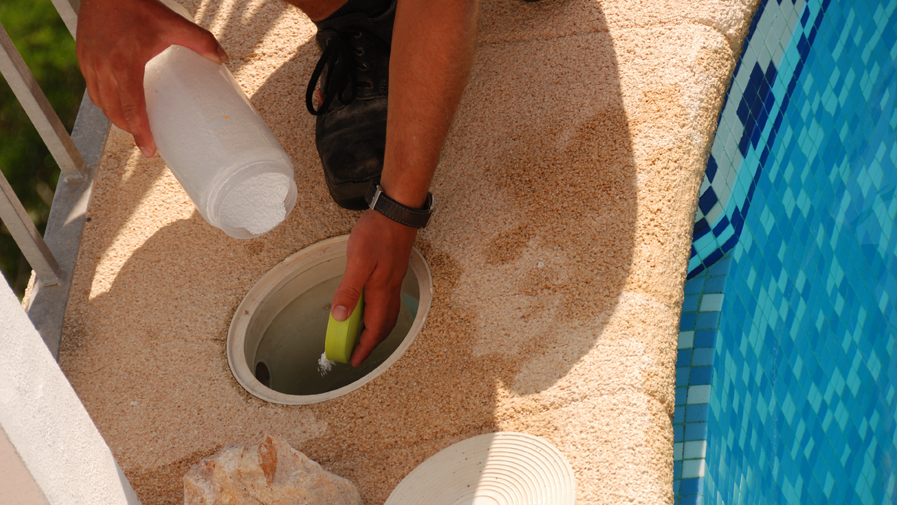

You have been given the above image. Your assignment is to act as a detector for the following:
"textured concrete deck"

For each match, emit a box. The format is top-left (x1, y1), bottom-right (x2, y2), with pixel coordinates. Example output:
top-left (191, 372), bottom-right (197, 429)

top-left (59, 0), bottom-right (757, 503)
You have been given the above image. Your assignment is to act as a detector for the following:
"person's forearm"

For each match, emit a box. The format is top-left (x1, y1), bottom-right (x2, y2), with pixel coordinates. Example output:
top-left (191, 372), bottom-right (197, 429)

top-left (379, 0), bottom-right (479, 209)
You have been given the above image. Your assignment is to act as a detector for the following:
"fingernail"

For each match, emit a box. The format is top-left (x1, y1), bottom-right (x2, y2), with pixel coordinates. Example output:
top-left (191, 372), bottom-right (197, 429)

top-left (217, 46), bottom-right (229, 63)
top-left (139, 146), bottom-right (152, 158)
top-left (332, 305), bottom-right (348, 321)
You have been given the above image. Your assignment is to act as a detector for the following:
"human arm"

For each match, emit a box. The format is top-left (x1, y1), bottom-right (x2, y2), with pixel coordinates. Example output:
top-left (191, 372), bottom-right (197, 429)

top-left (330, 0), bottom-right (480, 367)
top-left (76, 0), bottom-right (228, 157)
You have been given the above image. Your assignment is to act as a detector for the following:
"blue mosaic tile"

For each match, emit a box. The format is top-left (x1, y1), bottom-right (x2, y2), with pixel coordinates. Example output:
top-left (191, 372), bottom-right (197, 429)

top-left (676, 0), bottom-right (897, 503)
top-left (675, 267), bottom-right (723, 501)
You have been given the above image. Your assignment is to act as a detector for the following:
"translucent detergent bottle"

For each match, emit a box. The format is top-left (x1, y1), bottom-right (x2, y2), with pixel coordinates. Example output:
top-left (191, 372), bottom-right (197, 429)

top-left (144, 0), bottom-right (297, 239)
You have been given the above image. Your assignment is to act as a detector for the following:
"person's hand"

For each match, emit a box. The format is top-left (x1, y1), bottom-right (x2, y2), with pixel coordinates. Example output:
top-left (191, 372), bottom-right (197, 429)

top-left (331, 210), bottom-right (418, 367)
top-left (76, 0), bottom-right (228, 157)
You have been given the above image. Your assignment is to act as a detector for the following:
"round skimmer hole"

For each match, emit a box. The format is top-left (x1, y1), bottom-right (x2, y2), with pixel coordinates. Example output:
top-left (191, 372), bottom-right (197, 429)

top-left (227, 235), bottom-right (432, 404)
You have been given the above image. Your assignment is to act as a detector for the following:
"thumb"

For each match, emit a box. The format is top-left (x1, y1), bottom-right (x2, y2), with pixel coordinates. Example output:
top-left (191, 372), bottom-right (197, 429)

top-left (331, 258), bottom-right (370, 322)
top-left (169, 19), bottom-right (228, 65)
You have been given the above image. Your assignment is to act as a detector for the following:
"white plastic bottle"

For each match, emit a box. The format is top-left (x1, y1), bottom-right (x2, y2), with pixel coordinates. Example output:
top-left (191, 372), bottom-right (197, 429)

top-left (144, 0), bottom-right (297, 239)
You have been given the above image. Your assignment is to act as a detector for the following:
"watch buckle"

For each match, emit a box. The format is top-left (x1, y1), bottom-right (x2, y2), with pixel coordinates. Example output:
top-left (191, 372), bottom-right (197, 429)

top-left (369, 184), bottom-right (383, 211)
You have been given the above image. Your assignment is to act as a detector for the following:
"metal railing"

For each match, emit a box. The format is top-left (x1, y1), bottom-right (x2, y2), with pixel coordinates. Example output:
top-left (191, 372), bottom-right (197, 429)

top-left (0, 0), bottom-right (82, 287)
top-left (0, 0), bottom-right (110, 356)
top-left (49, 0), bottom-right (81, 38)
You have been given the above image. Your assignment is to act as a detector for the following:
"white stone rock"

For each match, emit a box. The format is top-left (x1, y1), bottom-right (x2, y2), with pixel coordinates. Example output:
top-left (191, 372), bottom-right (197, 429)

top-left (184, 435), bottom-right (362, 505)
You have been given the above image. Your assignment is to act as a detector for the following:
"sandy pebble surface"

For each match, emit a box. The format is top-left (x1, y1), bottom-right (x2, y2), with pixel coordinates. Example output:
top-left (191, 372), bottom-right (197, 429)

top-left (59, 0), bottom-right (758, 503)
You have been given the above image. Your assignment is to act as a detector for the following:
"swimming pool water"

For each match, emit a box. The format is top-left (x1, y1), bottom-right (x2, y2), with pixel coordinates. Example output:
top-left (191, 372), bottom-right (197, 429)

top-left (676, 0), bottom-right (897, 503)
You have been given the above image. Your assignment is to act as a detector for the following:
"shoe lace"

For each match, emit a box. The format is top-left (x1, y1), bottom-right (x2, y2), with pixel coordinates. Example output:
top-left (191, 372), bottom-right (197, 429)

top-left (306, 29), bottom-right (357, 116)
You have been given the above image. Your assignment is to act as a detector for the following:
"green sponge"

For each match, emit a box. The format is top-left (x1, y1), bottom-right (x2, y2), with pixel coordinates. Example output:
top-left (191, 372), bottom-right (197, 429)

top-left (324, 291), bottom-right (364, 364)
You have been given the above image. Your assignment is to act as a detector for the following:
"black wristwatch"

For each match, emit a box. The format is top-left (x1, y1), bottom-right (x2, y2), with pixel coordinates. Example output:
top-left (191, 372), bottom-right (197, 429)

top-left (365, 183), bottom-right (434, 229)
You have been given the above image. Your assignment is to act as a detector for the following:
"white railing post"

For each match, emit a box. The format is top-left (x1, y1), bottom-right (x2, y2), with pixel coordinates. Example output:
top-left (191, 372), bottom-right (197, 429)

top-left (0, 172), bottom-right (61, 286)
top-left (0, 22), bottom-right (87, 182)
top-left (49, 0), bottom-right (80, 39)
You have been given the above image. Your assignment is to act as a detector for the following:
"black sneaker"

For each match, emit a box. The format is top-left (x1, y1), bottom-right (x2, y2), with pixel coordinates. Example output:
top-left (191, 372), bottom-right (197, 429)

top-left (305, 1), bottom-right (395, 210)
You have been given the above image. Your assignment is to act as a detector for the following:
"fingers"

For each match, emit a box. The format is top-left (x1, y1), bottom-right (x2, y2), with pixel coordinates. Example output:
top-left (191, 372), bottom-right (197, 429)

top-left (350, 294), bottom-right (399, 368)
top-left (119, 69), bottom-right (155, 157)
top-left (172, 20), bottom-right (228, 65)
top-left (77, 44), bottom-right (101, 109)
top-left (94, 70), bottom-right (128, 132)
top-left (332, 253), bottom-right (384, 368)
top-left (80, 63), bottom-right (102, 111)
top-left (91, 64), bottom-right (154, 157)
top-left (331, 253), bottom-right (371, 323)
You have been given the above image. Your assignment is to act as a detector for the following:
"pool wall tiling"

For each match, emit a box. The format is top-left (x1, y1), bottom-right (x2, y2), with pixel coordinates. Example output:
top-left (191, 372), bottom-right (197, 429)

top-left (676, 0), bottom-right (897, 503)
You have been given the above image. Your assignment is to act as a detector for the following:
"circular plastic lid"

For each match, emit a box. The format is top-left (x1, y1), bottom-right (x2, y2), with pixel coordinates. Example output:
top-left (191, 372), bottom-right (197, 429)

top-left (385, 432), bottom-right (576, 505)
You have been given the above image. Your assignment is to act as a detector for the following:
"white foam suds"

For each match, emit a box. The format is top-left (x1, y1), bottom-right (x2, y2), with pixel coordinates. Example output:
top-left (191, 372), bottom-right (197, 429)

top-left (219, 172), bottom-right (290, 234)
top-left (318, 352), bottom-right (335, 375)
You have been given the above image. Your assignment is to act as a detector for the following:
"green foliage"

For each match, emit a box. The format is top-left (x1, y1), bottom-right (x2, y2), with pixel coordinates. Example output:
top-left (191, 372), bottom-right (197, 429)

top-left (0, 0), bottom-right (85, 296)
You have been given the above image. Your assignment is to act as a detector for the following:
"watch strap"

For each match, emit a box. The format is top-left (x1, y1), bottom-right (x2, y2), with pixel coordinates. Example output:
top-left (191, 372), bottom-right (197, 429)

top-left (365, 183), bottom-right (434, 229)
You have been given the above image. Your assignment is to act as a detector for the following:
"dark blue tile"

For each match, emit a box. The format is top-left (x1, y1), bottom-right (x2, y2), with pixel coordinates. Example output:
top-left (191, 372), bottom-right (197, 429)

top-left (695, 311), bottom-right (721, 330)
top-left (731, 209), bottom-right (746, 233)
top-left (685, 277), bottom-right (705, 295)
top-left (680, 478), bottom-right (704, 496)
top-left (676, 387), bottom-right (688, 406)
top-left (712, 216), bottom-right (731, 236)
top-left (705, 156), bottom-right (719, 182)
top-left (694, 330), bottom-right (717, 348)
top-left (699, 188), bottom-right (719, 214)
top-left (677, 367), bottom-right (691, 386)
top-left (685, 422), bottom-right (708, 441)
top-left (683, 295), bottom-right (700, 313)
top-left (722, 233), bottom-right (740, 255)
top-left (686, 404), bottom-right (710, 423)
top-left (798, 34), bottom-right (811, 60)
top-left (690, 367), bottom-right (713, 385)
top-left (674, 406), bottom-right (686, 424)
top-left (694, 218), bottom-right (710, 239)
top-left (709, 257), bottom-right (733, 276)
top-left (691, 348), bottom-right (715, 367)
top-left (704, 275), bottom-right (727, 294)
top-left (679, 496), bottom-right (702, 505)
